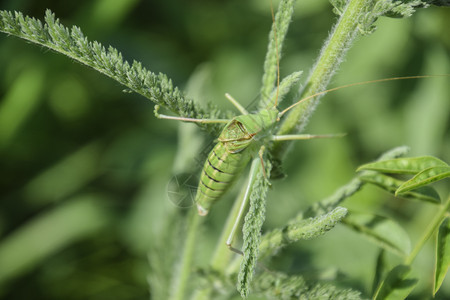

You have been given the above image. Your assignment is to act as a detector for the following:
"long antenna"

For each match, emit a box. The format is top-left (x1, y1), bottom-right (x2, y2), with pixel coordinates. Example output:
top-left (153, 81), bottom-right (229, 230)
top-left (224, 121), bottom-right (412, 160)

top-left (270, 0), bottom-right (280, 108)
top-left (278, 75), bottom-right (449, 118)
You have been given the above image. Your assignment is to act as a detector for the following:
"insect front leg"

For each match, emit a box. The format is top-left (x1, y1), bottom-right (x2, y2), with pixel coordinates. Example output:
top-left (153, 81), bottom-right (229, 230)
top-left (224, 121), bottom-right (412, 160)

top-left (154, 105), bottom-right (230, 124)
top-left (271, 133), bottom-right (346, 141)
top-left (225, 157), bottom-right (261, 255)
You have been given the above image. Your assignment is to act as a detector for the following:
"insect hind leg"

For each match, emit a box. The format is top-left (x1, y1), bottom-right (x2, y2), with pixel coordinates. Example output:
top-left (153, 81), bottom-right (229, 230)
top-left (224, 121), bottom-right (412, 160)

top-left (225, 157), bottom-right (261, 255)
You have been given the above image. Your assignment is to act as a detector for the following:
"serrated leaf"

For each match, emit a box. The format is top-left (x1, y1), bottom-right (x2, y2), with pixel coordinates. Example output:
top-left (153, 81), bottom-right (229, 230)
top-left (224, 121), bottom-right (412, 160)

top-left (374, 265), bottom-right (417, 300)
top-left (434, 217), bottom-right (450, 295)
top-left (357, 156), bottom-right (448, 174)
top-left (396, 166), bottom-right (450, 195)
top-left (0, 9), bottom-right (227, 135)
top-left (359, 172), bottom-right (440, 203)
top-left (343, 213), bottom-right (410, 256)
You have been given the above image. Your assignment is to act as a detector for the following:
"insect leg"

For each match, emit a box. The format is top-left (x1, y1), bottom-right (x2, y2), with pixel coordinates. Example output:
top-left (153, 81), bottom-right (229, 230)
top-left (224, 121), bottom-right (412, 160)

top-left (271, 133), bottom-right (346, 141)
top-left (154, 105), bottom-right (230, 124)
top-left (226, 158), bottom-right (260, 255)
top-left (225, 93), bottom-right (249, 115)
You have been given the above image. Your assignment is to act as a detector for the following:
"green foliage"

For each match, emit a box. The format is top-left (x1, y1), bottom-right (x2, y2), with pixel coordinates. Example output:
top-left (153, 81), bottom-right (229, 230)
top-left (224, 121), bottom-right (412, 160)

top-left (373, 265), bottom-right (417, 300)
top-left (358, 155), bottom-right (450, 197)
top-left (253, 271), bottom-right (362, 300)
top-left (372, 250), bottom-right (388, 296)
top-left (330, 0), bottom-right (430, 19)
top-left (371, 196), bottom-right (450, 298)
top-left (397, 166), bottom-right (450, 194)
top-left (371, 0), bottom-right (428, 19)
top-left (0, 0), bottom-right (449, 300)
top-left (238, 159), bottom-right (272, 298)
top-left (343, 213), bottom-right (411, 256)
top-left (430, 0), bottom-right (450, 5)
top-left (357, 156), bottom-right (448, 174)
top-left (0, 9), bottom-right (225, 134)
top-left (259, 0), bottom-right (296, 109)
top-left (357, 155), bottom-right (450, 297)
top-left (259, 207), bottom-right (348, 260)
top-left (359, 172), bottom-right (441, 203)
top-left (268, 71), bottom-right (303, 107)
top-left (435, 218), bottom-right (450, 295)
top-left (302, 146), bottom-right (411, 218)
top-left (275, 0), bottom-right (376, 138)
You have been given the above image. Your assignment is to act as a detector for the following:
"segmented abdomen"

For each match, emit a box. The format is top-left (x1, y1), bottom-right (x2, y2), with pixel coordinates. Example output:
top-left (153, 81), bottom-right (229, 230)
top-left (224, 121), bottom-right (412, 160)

top-left (195, 142), bottom-right (251, 215)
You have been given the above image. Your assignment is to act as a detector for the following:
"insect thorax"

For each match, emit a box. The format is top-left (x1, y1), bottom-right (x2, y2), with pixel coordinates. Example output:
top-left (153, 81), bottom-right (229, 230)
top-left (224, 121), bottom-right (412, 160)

top-left (218, 108), bottom-right (278, 153)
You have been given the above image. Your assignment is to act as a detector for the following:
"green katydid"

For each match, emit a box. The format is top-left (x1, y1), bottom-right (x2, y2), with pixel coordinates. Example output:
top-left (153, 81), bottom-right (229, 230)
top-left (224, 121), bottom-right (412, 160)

top-left (155, 74), bottom-right (446, 254)
top-left (153, 0), bottom-right (448, 219)
top-left (156, 94), bottom-right (340, 215)
top-left (153, 1), bottom-right (334, 218)
top-left (153, 0), bottom-right (448, 252)
top-left (154, 75), bottom-right (442, 216)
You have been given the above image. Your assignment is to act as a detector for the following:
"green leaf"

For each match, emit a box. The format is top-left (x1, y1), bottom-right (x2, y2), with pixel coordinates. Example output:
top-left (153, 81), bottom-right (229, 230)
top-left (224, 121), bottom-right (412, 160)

top-left (372, 250), bottom-right (388, 296)
top-left (396, 166), bottom-right (450, 194)
top-left (434, 217), bottom-right (450, 295)
top-left (299, 146), bottom-right (411, 219)
top-left (267, 71), bottom-right (303, 106)
top-left (343, 213), bottom-right (411, 256)
top-left (0, 9), bottom-right (226, 135)
top-left (374, 265), bottom-right (417, 300)
top-left (253, 271), bottom-right (362, 300)
top-left (429, 0), bottom-right (450, 6)
top-left (259, 207), bottom-right (348, 260)
top-left (238, 159), bottom-right (272, 298)
top-left (259, 0), bottom-right (296, 109)
top-left (359, 172), bottom-right (440, 203)
top-left (329, 0), bottom-right (348, 15)
top-left (357, 156), bottom-right (448, 174)
top-left (378, 0), bottom-right (429, 19)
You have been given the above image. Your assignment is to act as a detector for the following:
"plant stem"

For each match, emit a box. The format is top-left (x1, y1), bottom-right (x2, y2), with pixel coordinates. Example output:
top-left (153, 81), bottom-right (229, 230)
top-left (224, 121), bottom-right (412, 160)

top-left (273, 0), bottom-right (373, 157)
top-left (169, 210), bottom-right (203, 300)
top-left (404, 195), bottom-right (450, 265)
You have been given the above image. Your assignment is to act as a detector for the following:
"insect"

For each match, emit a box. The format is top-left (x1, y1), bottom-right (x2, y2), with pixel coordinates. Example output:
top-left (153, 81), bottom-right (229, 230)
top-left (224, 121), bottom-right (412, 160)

top-left (155, 73), bottom-right (443, 215)
top-left (155, 94), bottom-right (333, 216)
top-left (153, 0), bottom-right (448, 218)
top-left (152, 0), bottom-right (450, 253)
top-left (153, 1), bottom-right (332, 218)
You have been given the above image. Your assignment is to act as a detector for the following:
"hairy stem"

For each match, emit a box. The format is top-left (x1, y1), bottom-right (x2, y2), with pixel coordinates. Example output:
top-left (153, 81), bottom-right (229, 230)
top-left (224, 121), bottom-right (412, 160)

top-left (273, 0), bottom-right (374, 157)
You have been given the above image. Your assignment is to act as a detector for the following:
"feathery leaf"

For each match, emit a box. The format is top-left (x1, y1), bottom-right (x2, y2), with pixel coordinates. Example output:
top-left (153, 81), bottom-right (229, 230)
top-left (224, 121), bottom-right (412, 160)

top-left (0, 9), bottom-right (226, 134)
top-left (259, 0), bottom-right (297, 109)
top-left (237, 159), bottom-right (272, 298)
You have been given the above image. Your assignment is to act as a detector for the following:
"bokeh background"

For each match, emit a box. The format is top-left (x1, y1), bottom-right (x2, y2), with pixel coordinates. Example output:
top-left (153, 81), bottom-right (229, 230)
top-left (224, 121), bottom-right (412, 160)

top-left (0, 0), bottom-right (449, 299)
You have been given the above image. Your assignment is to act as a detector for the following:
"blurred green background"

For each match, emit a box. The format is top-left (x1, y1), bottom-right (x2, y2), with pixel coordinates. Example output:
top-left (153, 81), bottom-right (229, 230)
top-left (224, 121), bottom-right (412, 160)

top-left (0, 0), bottom-right (449, 299)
